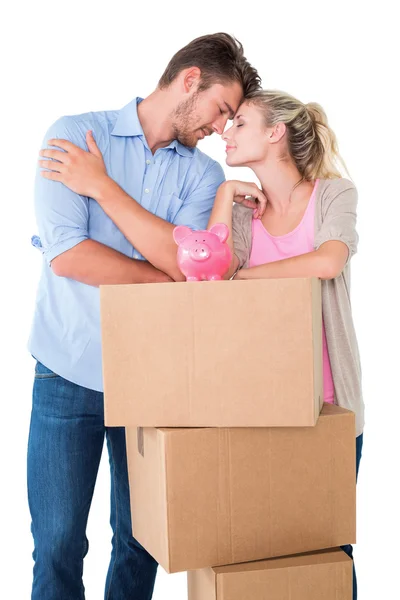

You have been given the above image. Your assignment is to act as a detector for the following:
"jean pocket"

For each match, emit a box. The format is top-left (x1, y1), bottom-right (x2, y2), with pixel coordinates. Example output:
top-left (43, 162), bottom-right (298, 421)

top-left (34, 361), bottom-right (60, 379)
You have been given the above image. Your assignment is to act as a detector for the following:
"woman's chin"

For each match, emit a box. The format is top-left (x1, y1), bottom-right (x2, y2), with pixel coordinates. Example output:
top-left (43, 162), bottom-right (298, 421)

top-left (225, 153), bottom-right (245, 167)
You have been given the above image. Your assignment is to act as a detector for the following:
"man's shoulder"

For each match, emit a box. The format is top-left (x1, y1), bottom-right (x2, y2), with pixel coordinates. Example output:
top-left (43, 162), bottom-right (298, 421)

top-left (64, 107), bottom-right (118, 127)
top-left (43, 107), bottom-right (119, 143)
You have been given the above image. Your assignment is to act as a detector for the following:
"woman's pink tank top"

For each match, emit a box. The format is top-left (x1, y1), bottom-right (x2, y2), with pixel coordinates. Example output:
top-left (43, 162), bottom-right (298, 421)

top-left (249, 179), bottom-right (334, 403)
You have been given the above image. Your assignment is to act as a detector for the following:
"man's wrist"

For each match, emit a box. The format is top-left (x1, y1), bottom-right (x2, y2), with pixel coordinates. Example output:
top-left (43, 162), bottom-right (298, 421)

top-left (130, 259), bottom-right (174, 284)
top-left (94, 175), bottom-right (119, 204)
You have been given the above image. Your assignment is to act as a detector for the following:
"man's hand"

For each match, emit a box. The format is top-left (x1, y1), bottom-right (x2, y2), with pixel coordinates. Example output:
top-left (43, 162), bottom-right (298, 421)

top-left (38, 131), bottom-right (109, 199)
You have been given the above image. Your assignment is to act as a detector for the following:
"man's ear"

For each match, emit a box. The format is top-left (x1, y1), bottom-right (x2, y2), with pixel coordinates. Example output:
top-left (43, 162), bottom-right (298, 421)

top-left (182, 67), bottom-right (202, 93)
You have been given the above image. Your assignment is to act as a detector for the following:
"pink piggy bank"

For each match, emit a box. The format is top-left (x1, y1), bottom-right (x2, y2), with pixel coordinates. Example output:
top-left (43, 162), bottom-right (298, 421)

top-left (173, 223), bottom-right (232, 281)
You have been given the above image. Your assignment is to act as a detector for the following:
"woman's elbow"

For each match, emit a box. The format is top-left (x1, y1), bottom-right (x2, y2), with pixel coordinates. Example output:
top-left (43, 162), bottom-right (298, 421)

top-left (320, 257), bottom-right (345, 280)
top-left (317, 242), bottom-right (349, 280)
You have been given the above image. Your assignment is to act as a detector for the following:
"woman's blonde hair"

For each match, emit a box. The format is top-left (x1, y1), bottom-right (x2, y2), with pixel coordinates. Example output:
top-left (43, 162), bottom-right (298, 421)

top-left (246, 90), bottom-right (349, 180)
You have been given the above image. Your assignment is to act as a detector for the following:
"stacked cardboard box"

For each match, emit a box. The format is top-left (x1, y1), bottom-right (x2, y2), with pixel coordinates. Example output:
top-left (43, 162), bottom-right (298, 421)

top-left (187, 549), bottom-right (353, 600)
top-left (100, 278), bottom-right (355, 598)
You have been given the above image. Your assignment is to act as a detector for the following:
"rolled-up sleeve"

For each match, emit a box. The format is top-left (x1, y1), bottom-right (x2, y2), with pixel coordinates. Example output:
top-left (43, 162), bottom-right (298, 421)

top-left (33, 117), bottom-right (89, 266)
top-left (315, 179), bottom-right (359, 266)
top-left (173, 160), bottom-right (225, 230)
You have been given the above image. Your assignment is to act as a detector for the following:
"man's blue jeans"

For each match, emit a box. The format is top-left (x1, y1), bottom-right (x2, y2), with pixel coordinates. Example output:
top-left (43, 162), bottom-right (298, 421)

top-left (27, 361), bottom-right (158, 600)
top-left (341, 433), bottom-right (364, 600)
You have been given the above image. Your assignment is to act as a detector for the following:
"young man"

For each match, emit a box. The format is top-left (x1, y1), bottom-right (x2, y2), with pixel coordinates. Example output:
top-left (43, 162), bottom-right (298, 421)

top-left (28, 33), bottom-right (261, 599)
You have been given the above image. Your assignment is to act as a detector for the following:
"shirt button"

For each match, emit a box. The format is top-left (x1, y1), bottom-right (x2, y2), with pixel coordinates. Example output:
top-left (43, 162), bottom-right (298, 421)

top-left (144, 188), bottom-right (150, 194)
top-left (146, 159), bottom-right (151, 165)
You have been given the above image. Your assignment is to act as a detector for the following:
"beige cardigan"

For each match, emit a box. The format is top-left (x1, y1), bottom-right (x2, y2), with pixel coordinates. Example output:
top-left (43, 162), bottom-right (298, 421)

top-left (232, 177), bottom-right (365, 436)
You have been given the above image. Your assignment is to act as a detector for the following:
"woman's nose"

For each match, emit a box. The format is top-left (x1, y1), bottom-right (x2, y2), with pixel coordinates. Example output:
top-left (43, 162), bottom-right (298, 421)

top-left (222, 125), bottom-right (233, 142)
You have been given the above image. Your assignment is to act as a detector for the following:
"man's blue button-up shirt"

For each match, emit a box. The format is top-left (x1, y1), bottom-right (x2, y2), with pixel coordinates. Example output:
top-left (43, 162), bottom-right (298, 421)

top-left (29, 97), bottom-right (225, 390)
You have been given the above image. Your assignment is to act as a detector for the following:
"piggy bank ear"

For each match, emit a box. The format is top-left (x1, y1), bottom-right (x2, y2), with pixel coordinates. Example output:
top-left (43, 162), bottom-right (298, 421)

top-left (209, 223), bottom-right (229, 243)
top-left (173, 225), bottom-right (192, 245)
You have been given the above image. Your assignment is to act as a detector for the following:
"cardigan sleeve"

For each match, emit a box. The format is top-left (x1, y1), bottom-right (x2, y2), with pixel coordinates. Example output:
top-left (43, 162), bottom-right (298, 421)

top-left (232, 203), bottom-right (252, 268)
top-left (315, 178), bottom-right (359, 266)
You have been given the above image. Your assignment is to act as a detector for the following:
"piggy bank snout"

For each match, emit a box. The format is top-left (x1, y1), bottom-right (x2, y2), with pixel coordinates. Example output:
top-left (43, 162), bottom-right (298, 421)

top-left (189, 242), bottom-right (211, 261)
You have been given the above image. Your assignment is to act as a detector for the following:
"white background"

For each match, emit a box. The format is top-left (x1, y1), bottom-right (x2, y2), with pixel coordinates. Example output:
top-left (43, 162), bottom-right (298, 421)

top-left (1, 1), bottom-right (399, 598)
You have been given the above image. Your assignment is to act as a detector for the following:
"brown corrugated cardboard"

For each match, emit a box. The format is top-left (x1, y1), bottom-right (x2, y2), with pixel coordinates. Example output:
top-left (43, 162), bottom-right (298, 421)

top-left (100, 278), bottom-right (323, 427)
top-left (187, 549), bottom-right (352, 600)
top-left (126, 404), bottom-right (356, 573)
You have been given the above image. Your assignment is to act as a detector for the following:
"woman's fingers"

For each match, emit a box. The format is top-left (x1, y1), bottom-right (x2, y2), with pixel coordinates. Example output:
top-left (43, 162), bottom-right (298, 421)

top-left (242, 197), bottom-right (258, 209)
top-left (240, 193), bottom-right (267, 218)
top-left (252, 190), bottom-right (268, 217)
top-left (235, 183), bottom-right (267, 215)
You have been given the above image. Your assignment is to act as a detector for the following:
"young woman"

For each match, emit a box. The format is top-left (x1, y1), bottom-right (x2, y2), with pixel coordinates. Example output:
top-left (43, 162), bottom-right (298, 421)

top-left (208, 90), bottom-right (364, 600)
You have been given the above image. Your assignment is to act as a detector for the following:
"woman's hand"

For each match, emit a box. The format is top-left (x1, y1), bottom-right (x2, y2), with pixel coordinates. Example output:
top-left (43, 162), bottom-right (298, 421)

top-left (222, 180), bottom-right (267, 218)
top-left (38, 131), bottom-right (109, 199)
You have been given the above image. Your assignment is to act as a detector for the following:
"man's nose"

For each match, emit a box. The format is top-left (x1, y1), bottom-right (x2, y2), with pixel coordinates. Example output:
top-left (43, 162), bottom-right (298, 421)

top-left (212, 115), bottom-right (229, 135)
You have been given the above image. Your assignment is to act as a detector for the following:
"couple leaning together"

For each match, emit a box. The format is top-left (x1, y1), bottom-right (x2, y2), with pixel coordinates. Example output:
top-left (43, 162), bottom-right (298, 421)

top-left (29, 32), bottom-right (365, 600)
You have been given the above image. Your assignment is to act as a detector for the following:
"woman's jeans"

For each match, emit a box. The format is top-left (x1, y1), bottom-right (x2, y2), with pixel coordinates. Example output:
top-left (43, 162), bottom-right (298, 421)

top-left (27, 361), bottom-right (158, 600)
top-left (341, 433), bottom-right (364, 600)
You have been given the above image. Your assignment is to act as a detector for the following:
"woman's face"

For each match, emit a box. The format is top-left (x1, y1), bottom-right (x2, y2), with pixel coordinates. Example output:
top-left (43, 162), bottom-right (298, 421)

top-left (222, 101), bottom-right (270, 167)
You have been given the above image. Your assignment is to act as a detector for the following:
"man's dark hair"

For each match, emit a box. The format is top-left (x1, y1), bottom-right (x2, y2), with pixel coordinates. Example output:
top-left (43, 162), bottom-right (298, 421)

top-left (158, 33), bottom-right (261, 98)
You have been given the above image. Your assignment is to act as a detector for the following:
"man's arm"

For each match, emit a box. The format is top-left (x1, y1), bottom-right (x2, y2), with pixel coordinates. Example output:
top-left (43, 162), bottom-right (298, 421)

top-left (93, 160), bottom-right (225, 282)
top-left (35, 117), bottom-right (171, 285)
top-left (51, 240), bottom-right (172, 286)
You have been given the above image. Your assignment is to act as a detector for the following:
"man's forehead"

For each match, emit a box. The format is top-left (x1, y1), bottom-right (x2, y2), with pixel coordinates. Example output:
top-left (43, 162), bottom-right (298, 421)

top-left (223, 101), bottom-right (236, 120)
top-left (221, 87), bottom-right (243, 116)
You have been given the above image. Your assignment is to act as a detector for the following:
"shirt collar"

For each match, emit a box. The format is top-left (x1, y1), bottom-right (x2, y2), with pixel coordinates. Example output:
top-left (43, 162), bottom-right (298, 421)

top-left (169, 139), bottom-right (195, 158)
top-left (111, 97), bottom-right (145, 137)
top-left (111, 97), bottom-right (194, 158)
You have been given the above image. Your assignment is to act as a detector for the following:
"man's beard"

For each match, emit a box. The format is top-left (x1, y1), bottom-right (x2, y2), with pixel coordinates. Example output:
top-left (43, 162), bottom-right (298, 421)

top-left (171, 93), bottom-right (204, 148)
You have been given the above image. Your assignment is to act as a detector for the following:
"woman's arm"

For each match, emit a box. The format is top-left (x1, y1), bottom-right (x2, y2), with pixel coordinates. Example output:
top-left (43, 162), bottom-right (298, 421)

top-left (207, 181), bottom-right (267, 279)
top-left (207, 183), bottom-right (238, 278)
top-left (315, 180), bottom-right (359, 267)
top-left (238, 180), bottom-right (358, 281)
top-left (236, 240), bottom-right (349, 281)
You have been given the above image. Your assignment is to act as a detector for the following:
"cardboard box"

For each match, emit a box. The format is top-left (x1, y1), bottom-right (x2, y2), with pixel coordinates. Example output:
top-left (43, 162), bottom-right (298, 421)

top-left (126, 404), bottom-right (356, 573)
top-left (187, 549), bottom-right (352, 600)
top-left (101, 278), bottom-right (323, 427)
